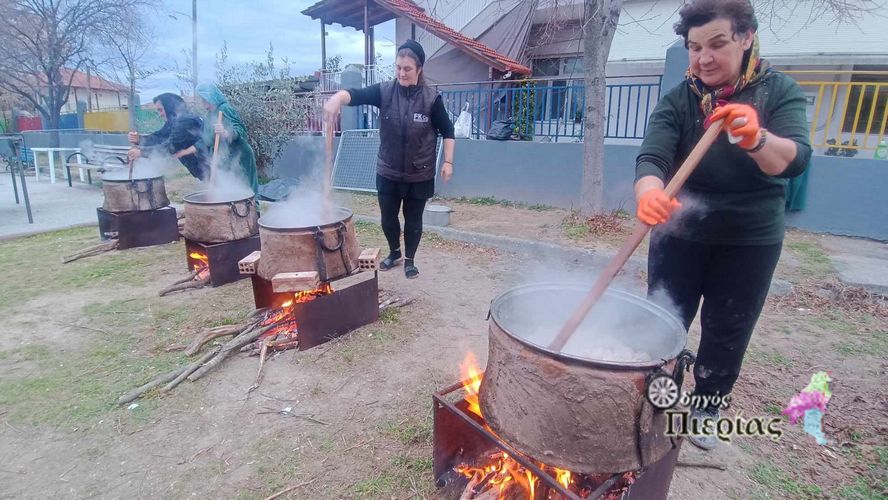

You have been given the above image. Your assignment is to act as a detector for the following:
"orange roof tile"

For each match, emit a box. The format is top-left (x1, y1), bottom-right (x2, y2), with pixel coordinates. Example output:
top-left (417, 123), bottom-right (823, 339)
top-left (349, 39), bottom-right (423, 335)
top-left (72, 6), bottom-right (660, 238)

top-left (375, 0), bottom-right (531, 76)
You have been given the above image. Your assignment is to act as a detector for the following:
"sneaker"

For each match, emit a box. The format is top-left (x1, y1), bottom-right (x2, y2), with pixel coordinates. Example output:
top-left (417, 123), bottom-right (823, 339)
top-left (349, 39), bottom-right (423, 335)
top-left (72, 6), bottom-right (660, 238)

top-left (688, 406), bottom-right (720, 451)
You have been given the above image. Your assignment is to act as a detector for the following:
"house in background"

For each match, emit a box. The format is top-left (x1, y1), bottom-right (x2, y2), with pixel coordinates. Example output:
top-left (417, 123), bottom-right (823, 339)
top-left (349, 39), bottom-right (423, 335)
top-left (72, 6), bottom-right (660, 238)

top-left (304, 0), bottom-right (887, 151)
top-left (55, 68), bottom-right (130, 113)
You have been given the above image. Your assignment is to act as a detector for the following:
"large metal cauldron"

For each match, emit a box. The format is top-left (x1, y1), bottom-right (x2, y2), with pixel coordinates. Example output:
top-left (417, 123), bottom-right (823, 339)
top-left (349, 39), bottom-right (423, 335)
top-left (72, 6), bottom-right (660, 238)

top-left (182, 191), bottom-right (258, 243)
top-left (479, 282), bottom-right (693, 474)
top-left (257, 206), bottom-right (359, 282)
top-left (102, 176), bottom-right (169, 212)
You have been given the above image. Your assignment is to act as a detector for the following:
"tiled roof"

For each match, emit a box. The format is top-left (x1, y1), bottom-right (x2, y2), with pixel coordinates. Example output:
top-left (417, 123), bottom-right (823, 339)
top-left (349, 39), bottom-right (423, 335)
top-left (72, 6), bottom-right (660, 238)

top-left (60, 68), bottom-right (128, 92)
top-left (375, 0), bottom-right (531, 76)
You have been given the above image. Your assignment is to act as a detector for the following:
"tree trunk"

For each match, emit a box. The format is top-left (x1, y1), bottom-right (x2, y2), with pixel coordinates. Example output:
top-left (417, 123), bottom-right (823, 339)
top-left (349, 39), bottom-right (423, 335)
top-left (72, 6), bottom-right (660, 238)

top-left (581, 0), bottom-right (623, 216)
top-left (129, 69), bottom-right (137, 131)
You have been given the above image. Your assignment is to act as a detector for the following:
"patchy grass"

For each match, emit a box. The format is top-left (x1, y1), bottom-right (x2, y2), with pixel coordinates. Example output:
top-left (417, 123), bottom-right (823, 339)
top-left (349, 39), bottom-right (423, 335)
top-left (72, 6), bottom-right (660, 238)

top-left (785, 240), bottom-right (833, 277)
top-left (248, 434), bottom-right (304, 493)
top-left (379, 307), bottom-right (401, 325)
top-left (747, 347), bottom-right (794, 368)
top-left (0, 227), bottom-right (178, 312)
top-left (447, 196), bottom-right (553, 211)
top-left (0, 336), bottom-right (183, 425)
top-left (749, 460), bottom-right (824, 498)
top-left (562, 213), bottom-right (590, 240)
top-left (352, 454), bottom-right (435, 499)
top-left (834, 446), bottom-right (888, 499)
top-left (380, 410), bottom-right (434, 446)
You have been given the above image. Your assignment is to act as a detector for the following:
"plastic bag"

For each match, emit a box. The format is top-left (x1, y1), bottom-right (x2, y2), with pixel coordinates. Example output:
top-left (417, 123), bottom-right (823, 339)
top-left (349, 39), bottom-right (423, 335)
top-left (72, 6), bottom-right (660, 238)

top-left (454, 102), bottom-right (473, 139)
top-left (486, 119), bottom-right (514, 141)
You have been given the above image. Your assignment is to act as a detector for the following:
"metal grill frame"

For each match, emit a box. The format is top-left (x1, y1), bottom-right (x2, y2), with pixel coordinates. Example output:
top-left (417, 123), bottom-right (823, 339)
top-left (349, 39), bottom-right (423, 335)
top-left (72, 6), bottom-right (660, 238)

top-left (331, 129), bottom-right (442, 193)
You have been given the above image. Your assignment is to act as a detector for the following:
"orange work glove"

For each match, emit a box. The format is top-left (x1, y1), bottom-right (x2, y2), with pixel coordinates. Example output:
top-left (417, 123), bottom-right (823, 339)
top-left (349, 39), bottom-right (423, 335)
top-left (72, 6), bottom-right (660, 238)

top-left (637, 188), bottom-right (682, 226)
top-left (707, 103), bottom-right (761, 150)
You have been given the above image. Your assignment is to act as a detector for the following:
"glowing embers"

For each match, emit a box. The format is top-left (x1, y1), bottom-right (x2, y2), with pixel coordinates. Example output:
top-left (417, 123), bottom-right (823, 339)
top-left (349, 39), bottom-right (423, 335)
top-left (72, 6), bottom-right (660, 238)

top-left (433, 353), bottom-right (675, 500)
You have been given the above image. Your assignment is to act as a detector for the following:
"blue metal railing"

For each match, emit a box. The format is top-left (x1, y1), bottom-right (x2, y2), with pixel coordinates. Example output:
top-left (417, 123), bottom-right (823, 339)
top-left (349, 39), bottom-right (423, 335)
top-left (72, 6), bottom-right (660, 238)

top-left (433, 76), bottom-right (662, 141)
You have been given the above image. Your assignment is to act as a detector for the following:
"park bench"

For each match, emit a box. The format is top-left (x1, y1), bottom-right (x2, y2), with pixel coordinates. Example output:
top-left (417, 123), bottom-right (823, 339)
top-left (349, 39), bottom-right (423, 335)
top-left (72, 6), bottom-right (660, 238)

top-left (64, 144), bottom-right (130, 186)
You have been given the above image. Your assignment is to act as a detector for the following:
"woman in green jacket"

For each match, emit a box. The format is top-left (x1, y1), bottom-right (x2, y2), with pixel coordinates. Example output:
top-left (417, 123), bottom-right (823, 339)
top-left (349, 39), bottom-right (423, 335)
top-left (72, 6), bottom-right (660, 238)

top-left (196, 83), bottom-right (259, 195)
top-left (635, 0), bottom-right (811, 450)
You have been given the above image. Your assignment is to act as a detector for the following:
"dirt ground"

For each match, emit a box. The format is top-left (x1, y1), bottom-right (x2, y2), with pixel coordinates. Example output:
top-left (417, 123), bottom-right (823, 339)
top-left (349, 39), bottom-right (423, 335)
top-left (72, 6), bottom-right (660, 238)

top-left (0, 199), bottom-right (885, 500)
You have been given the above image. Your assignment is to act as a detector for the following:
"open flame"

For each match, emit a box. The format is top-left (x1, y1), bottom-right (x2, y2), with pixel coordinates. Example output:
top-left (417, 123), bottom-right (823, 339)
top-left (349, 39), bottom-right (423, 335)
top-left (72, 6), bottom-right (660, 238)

top-left (460, 352), bottom-right (483, 417)
top-left (259, 283), bottom-right (335, 341)
top-left (189, 251), bottom-right (210, 280)
top-left (456, 352), bottom-right (577, 499)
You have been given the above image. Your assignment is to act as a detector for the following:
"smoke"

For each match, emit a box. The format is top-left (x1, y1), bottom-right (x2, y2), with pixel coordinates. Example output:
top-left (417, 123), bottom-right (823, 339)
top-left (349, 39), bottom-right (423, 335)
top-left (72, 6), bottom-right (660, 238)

top-left (197, 146), bottom-right (254, 201)
top-left (258, 135), bottom-right (356, 227)
top-left (100, 153), bottom-right (178, 181)
top-left (497, 225), bottom-right (689, 363)
top-left (653, 192), bottom-right (706, 239)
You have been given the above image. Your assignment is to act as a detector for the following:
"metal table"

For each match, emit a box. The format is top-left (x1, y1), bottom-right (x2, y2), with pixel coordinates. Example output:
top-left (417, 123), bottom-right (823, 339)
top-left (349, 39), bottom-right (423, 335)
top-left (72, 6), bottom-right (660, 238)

top-left (1, 134), bottom-right (33, 224)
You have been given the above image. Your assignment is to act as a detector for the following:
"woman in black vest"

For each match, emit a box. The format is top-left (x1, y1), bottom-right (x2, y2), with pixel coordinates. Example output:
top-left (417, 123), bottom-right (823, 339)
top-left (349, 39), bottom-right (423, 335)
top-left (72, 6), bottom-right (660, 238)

top-left (324, 40), bottom-right (455, 279)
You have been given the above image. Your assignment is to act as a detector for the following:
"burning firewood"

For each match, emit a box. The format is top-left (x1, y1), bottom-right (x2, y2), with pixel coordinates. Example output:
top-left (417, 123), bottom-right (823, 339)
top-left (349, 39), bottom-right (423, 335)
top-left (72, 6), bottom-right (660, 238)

top-left (61, 240), bottom-right (119, 264)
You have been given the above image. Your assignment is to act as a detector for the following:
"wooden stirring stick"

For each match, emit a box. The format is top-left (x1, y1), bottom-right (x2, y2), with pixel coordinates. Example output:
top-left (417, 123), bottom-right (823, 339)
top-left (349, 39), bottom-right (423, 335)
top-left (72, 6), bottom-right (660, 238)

top-left (322, 112), bottom-right (335, 217)
top-left (548, 119), bottom-right (725, 352)
top-left (209, 110), bottom-right (224, 187)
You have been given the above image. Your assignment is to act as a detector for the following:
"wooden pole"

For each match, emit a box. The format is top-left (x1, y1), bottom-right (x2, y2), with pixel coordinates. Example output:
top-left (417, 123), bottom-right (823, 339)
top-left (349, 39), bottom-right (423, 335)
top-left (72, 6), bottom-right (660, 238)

top-left (548, 119), bottom-right (725, 352)
top-left (209, 110), bottom-right (223, 187)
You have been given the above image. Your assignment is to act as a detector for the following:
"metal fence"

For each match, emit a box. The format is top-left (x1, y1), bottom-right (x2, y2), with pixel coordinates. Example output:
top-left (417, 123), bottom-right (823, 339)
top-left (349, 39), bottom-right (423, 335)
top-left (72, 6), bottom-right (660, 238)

top-left (434, 75), bottom-right (663, 141)
top-left (784, 70), bottom-right (888, 153)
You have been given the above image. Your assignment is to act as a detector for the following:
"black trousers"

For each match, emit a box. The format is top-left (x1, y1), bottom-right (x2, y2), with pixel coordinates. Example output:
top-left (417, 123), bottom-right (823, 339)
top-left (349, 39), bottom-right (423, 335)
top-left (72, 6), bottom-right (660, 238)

top-left (647, 232), bottom-right (782, 400)
top-left (376, 175), bottom-right (432, 259)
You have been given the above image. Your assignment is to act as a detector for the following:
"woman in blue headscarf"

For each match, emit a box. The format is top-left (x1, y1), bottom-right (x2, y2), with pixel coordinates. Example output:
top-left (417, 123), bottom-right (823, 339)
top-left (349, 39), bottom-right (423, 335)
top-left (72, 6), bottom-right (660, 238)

top-left (128, 93), bottom-right (208, 180)
top-left (195, 84), bottom-right (259, 195)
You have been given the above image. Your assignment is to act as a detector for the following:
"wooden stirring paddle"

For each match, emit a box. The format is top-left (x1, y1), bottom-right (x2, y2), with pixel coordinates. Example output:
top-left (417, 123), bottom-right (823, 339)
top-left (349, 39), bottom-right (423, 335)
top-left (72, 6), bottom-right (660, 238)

top-left (548, 119), bottom-right (725, 352)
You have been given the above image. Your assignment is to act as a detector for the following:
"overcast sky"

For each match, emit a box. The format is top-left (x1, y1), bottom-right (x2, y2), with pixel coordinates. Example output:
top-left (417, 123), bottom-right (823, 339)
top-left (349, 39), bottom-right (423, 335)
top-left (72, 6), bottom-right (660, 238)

top-left (138, 0), bottom-right (397, 98)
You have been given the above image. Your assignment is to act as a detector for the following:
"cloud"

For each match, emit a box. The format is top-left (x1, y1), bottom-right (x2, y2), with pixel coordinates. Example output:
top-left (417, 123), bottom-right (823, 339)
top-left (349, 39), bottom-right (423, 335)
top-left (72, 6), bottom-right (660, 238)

top-left (139, 0), bottom-right (396, 97)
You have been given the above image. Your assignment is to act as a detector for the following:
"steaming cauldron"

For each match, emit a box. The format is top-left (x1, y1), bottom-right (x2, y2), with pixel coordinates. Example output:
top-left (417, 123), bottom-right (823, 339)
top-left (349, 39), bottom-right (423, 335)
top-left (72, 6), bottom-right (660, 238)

top-left (102, 176), bottom-right (169, 212)
top-left (479, 282), bottom-right (694, 474)
top-left (257, 206), bottom-right (359, 282)
top-left (182, 191), bottom-right (258, 243)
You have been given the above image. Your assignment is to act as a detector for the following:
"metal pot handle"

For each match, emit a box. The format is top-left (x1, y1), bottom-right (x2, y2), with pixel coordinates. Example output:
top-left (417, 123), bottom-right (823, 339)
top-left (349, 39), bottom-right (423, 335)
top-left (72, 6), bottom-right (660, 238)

top-left (230, 199), bottom-right (253, 218)
top-left (313, 223), bottom-right (345, 252)
top-left (132, 178), bottom-right (153, 193)
top-left (671, 349), bottom-right (696, 392)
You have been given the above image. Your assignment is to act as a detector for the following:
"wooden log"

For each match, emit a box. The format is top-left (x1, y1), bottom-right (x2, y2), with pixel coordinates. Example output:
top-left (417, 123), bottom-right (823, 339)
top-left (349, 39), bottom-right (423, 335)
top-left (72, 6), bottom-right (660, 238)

top-left (159, 275), bottom-right (209, 297)
top-left (183, 324), bottom-right (245, 356)
top-left (161, 347), bottom-right (221, 393)
top-left (187, 325), bottom-right (273, 381)
top-left (247, 341), bottom-right (270, 393)
top-left (62, 240), bottom-right (118, 264)
top-left (117, 364), bottom-right (190, 405)
top-left (238, 251), bottom-right (261, 275)
top-left (271, 271), bottom-right (320, 293)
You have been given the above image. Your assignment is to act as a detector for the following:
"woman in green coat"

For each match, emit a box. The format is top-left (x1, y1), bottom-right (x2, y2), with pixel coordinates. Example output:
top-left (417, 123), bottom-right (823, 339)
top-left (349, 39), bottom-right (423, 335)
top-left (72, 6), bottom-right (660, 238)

top-left (196, 83), bottom-right (259, 195)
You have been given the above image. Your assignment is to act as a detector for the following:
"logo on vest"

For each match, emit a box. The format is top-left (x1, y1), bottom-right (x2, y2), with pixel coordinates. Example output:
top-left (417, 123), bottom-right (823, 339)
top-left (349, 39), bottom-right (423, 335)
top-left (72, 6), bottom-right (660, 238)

top-left (413, 113), bottom-right (429, 123)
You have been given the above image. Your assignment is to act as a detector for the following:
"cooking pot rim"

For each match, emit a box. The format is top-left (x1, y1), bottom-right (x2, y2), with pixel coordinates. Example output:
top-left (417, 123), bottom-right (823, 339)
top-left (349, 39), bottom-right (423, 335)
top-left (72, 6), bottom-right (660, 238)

top-left (102, 175), bottom-right (165, 183)
top-left (258, 206), bottom-right (354, 231)
top-left (183, 190), bottom-right (256, 205)
top-left (490, 281), bottom-right (687, 370)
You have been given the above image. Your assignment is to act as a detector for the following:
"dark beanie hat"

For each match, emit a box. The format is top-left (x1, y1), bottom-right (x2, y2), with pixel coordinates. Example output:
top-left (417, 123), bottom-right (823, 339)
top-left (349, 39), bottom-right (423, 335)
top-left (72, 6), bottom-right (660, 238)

top-left (398, 39), bottom-right (425, 66)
